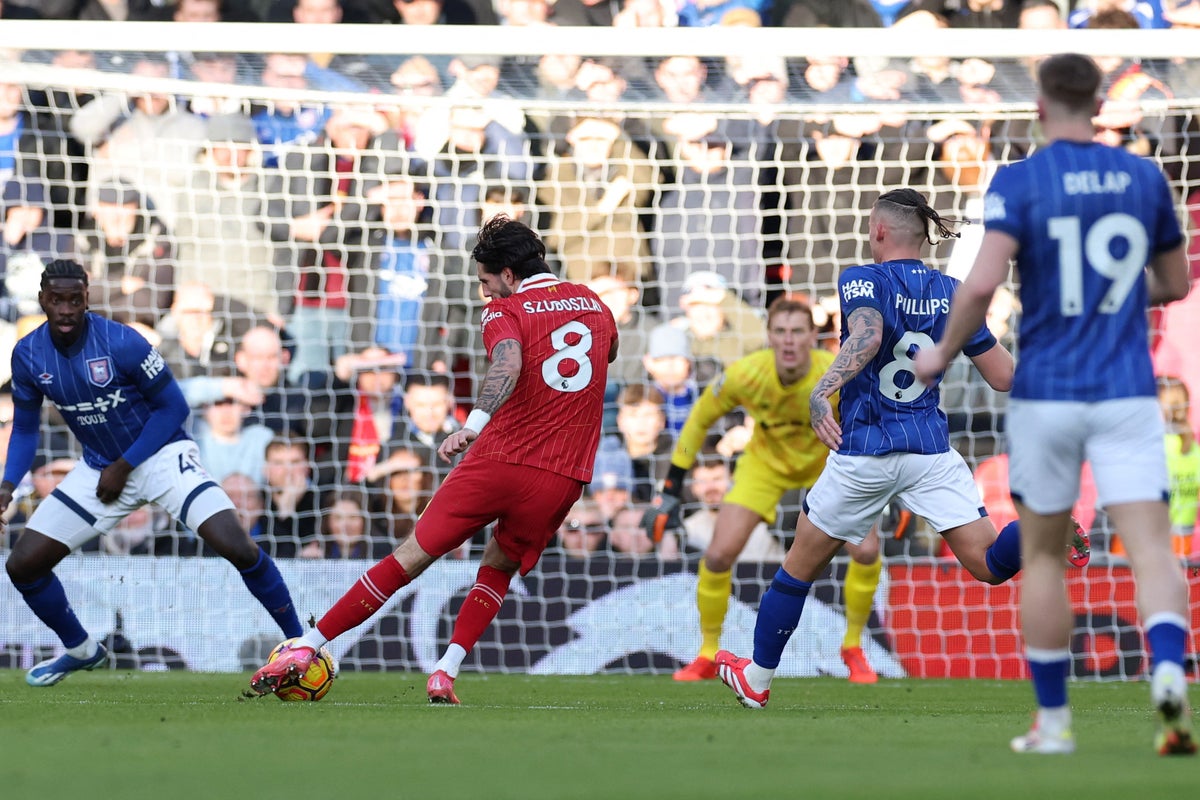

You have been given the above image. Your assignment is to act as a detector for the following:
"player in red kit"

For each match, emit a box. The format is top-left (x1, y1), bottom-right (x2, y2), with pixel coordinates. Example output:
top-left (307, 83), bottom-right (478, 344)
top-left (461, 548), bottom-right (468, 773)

top-left (249, 216), bottom-right (619, 703)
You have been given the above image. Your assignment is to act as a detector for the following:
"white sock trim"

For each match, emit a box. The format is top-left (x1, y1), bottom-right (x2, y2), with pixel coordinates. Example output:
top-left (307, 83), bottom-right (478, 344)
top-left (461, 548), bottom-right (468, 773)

top-left (1025, 646), bottom-right (1071, 663)
top-left (1143, 612), bottom-right (1189, 632)
top-left (66, 638), bottom-right (98, 660)
top-left (745, 661), bottom-right (775, 693)
top-left (298, 629), bottom-right (329, 651)
top-left (435, 643), bottom-right (468, 678)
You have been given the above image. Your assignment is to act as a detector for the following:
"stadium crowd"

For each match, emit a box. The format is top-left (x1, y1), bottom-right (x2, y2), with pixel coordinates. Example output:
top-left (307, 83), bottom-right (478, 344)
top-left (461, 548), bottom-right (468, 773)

top-left (0, 0), bottom-right (1198, 561)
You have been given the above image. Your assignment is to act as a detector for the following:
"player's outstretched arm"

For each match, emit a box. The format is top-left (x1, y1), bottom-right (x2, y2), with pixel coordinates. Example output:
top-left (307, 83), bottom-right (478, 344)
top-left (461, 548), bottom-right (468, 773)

top-left (810, 306), bottom-right (882, 450)
top-left (916, 230), bottom-right (1013, 383)
top-left (438, 338), bottom-right (523, 464)
top-left (968, 342), bottom-right (1014, 393)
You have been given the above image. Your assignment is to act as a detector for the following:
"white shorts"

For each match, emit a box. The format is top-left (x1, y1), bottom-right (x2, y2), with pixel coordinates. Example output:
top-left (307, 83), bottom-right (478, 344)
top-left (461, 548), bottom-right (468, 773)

top-left (806, 450), bottom-right (986, 545)
top-left (1007, 397), bottom-right (1168, 514)
top-left (27, 439), bottom-right (234, 552)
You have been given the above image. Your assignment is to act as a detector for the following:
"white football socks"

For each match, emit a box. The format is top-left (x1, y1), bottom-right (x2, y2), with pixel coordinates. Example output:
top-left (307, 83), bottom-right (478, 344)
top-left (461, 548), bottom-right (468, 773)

top-left (434, 644), bottom-right (468, 678)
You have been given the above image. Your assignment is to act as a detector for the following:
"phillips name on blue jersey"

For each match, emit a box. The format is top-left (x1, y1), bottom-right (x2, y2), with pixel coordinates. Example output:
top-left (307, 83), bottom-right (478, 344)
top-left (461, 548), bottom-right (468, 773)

top-left (983, 140), bottom-right (1184, 401)
top-left (10, 313), bottom-right (189, 470)
top-left (837, 259), bottom-right (996, 457)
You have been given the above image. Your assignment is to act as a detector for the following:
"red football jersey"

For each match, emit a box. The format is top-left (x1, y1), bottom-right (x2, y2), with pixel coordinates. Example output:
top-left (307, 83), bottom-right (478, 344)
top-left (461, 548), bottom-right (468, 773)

top-left (467, 274), bottom-right (618, 482)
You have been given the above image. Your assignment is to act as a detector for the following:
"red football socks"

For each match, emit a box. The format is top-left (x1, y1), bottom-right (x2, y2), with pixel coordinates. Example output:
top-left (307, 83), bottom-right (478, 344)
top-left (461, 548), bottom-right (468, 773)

top-left (316, 556), bottom-right (411, 640)
top-left (449, 565), bottom-right (511, 652)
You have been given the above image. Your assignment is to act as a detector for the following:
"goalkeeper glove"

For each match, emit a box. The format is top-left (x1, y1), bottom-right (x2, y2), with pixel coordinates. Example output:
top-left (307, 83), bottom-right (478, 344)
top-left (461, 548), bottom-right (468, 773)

top-left (642, 464), bottom-right (687, 544)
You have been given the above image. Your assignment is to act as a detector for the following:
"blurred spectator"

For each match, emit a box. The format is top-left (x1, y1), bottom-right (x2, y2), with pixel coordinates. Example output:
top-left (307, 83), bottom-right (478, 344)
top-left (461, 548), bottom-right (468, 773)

top-left (2, 449), bottom-right (74, 548)
top-left (70, 53), bottom-right (208, 228)
top-left (652, 55), bottom-right (709, 105)
top-left (427, 105), bottom-right (533, 255)
top-left (555, 497), bottom-right (609, 557)
top-left (588, 436), bottom-right (635, 521)
top-left (538, 115), bottom-right (655, 283)
top-left (175, 0), bottom-right (223, 22)
top-left (676, 271), bottom-right (767, 384)
top-left (615, 382), bottom-right (673, 501)
top-left (261, 436), bottom-right (321, 558)
top-left (444, 55), bottom-right (527, 136)
top-left (906, 0), bottom-right (1020, 28)
top-left (319, 486), bottom-right (392, 559)
top-left (574, 56), bottom-right (653, 113)
top-left (677, 0), bottom-right (766, 27)
top-left (783, 113), bottom-right (915, 294)
top-left (392, 0), bottom-right (499, 24)
top-left (681, 449), bottom-right (785, 561)
top-left (643, 324), bottom-right (698, 434)
top-left (1158, 375), bottom-right (1199, 556)
top-left (362, 175), bottom-right (437, 364)
top-left (170, 112), bottom-right (281, 318)
top-left (1, 177), bottom-right (74, 323)
top-left (392, 370), bottom-right (461, 464)
top-left (653, 115), bottom-right (765, 309)
top-left (1069, 0), bottom-right (1164, 28)
top-left (384, 56), bottom-right (447, 157)
top-left (80, 180), bottom-right (177, 327)
top-left (222, 471), bottom-right (268, 543)
top-left (610, 502), bottom-right (680, 557)
top-left (186, 51), bottom-right (246, 117)
top-left (331, 345), bottom-right (406, 483)
top-left (586, 270), bottom-right (661, 384)
top-left (155, 281), bottom-right (261, 379)
top-left (192, 397), bottom-right (275, 484)
top-left (251, 53), bottom-right (332, 169)
top-left (612, 0), bottom-right (677, 27)
top-left (288, 0), bottom-right (374, 88)
top-left (261, 103), bottom-right (392, 381)
top-left (554, 0), bottom-right (621, 26)
top-left (366, 445), bottom-right (436, 545)
top-left (99, 504), bottom-right (163, 555)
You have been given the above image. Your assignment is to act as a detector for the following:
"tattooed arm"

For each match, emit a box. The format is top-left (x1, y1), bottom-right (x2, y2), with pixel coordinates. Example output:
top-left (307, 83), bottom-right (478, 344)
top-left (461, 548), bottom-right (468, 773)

top-left (473, 338), bottom-right (523, 415)
top-left (809, 307), bottom-right (883, 451)
top-left (437, 338), bottom-right (523, 463)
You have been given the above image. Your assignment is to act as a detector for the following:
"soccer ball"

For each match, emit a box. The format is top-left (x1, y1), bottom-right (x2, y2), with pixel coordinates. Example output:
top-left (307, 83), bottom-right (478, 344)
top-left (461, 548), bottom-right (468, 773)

top-left (266, 639), bottom-right (338, 702)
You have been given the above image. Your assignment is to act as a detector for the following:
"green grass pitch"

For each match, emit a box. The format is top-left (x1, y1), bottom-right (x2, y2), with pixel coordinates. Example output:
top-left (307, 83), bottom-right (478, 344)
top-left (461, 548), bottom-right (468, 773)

top-left (1, 670), bottom-right (1192, 799)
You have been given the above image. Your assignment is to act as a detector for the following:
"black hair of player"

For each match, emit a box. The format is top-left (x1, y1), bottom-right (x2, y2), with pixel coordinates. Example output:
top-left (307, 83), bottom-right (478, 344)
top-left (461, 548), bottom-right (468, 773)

top-left (1037, 53), bottom-right (1103, 115)
top-left (472, 215), bottom-right (551, 280)
top-left (876, 188), bottom-right (963, 245)
top-left (41, 259), bottom-right (89, 289)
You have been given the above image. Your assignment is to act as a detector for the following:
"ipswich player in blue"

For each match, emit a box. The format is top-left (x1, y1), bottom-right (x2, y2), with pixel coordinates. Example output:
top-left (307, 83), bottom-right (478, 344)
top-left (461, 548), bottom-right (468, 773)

top-left (0, 260), bottom-right (303, 686)
top-left (917, 54), bottom-right (1194, 756)
top-left (715, 188), bottom-right (1090, 710)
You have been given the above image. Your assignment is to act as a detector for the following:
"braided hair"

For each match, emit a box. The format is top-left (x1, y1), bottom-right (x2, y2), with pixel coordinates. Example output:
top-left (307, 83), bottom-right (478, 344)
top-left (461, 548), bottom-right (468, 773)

top-left (875, 188), bottom-right (964, 245)
top-left (40, 259), bottom-right (89, 289)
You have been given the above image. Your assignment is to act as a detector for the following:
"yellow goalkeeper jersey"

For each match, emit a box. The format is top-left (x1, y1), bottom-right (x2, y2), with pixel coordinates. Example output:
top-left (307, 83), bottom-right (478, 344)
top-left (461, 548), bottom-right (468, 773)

top-left (670, 348), bottom-right (836, 487)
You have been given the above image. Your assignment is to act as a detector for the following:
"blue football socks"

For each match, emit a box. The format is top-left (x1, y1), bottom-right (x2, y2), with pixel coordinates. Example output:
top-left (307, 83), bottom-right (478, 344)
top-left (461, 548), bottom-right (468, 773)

top-left (239, 547), bottom-right (304, 638)
top-left (1026, 646), bottom-right (1071, 709)
top-left (752, 568), bottom-right (813, 670)
top-left (14, 573), bottom-right (89, 649)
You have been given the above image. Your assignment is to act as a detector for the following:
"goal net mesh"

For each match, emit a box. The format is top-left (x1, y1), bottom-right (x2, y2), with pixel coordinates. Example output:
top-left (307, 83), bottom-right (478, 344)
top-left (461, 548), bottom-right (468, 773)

top-left (0, 22), bottom-right (1196, 678)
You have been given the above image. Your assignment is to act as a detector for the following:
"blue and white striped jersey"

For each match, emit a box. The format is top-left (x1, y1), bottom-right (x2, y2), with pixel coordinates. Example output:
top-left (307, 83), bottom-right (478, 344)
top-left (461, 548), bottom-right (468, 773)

top-left (838, 260), bottom-right (996, 456)
top-left (10, 313), bottom-right (189, 470)
top-left (984, 140), bottom-right (1183, 401)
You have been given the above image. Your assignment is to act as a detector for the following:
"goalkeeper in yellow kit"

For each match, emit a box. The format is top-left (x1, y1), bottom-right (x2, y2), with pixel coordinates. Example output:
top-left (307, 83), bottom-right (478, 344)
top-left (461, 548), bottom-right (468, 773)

top-left (645, 295), bottom-right (882, 683)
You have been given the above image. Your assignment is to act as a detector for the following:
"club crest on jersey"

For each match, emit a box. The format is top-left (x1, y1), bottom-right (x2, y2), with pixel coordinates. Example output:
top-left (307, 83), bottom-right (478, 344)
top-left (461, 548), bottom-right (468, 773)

top-left (87, 357), bottom-right (114, 387)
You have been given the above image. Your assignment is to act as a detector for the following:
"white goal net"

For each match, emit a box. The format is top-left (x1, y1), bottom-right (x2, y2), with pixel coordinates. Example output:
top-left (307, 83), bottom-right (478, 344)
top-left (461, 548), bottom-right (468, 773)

top-left (0, 20), bottom-right (1196, 678)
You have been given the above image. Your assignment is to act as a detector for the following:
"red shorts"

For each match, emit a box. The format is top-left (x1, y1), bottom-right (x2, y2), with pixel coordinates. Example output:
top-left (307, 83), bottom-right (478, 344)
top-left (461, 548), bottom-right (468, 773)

top-left (414, 456), bottom-right (583, 574)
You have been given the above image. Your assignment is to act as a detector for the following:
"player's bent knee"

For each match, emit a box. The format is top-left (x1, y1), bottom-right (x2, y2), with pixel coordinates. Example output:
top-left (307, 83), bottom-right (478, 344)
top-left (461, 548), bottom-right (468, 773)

top-left (703, 549), bottom-right (736, 573)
